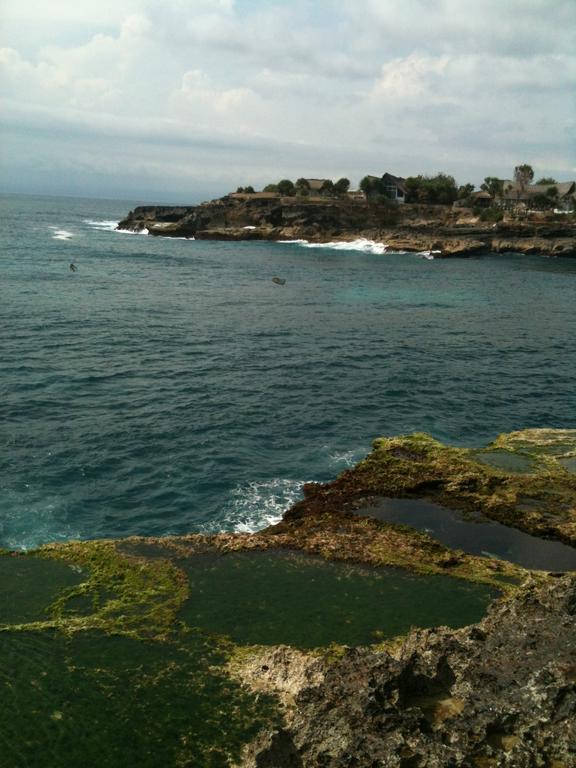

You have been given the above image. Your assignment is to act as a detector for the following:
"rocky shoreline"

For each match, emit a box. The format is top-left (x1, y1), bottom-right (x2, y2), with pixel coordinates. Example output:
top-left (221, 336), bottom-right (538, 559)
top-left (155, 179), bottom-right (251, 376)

top-left (1, 428), bottom-right (575, 766)
top-left (117, 196), bottom-right (576, 258)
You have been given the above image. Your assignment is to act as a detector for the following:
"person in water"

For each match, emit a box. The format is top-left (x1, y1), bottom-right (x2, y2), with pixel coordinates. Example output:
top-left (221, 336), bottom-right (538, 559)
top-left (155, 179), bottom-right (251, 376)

top-left (69, 263), bottom-right (77, 272)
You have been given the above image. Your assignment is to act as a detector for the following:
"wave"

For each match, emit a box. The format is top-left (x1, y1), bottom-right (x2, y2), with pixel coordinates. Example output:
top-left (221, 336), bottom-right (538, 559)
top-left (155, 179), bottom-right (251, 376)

top-left (280, 238), bottom-right (388, 255)
top-left (84, 219), bottom-right (119, 231)
top-left (51, 229), bottom-right (74, 241)
top-left (328, 446), bottom-right (368, 468)
top-left (115, 227), bottom-right (149, 235)
top-left (0, 492), bottom-right (81, 551)
top-left (206, 478), bottom-right (307, 534)
top-left (419, 250), bottom-right (442, 260)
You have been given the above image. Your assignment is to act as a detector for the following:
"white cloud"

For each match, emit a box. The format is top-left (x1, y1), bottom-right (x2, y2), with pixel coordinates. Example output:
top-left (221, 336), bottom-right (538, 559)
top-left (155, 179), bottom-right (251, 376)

top-left (0, 0), bottom-right (574, 199)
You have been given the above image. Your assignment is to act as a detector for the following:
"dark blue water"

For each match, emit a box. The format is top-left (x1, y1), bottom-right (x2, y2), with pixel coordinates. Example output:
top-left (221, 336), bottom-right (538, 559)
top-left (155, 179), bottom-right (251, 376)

top-left (2, 193), bottom-right (576, 549)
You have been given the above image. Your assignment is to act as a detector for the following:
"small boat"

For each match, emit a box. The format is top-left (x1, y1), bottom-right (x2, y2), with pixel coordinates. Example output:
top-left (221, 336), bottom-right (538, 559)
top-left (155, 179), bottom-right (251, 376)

top-left (271, 277), bottom-right (286, 286)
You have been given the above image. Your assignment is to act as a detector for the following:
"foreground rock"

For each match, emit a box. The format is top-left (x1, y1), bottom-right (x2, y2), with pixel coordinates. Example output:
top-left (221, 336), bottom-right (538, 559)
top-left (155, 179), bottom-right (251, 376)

top-left (1, 429), bottom-right (575, 766)
top-left (117, 196), bottom-right (576, 257)
top-left (238, 574), bottom-right (576, 767)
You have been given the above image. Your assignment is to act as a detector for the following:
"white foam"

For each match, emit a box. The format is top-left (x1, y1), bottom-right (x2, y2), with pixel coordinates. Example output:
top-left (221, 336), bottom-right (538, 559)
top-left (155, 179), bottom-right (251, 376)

top-left (0, 493), bottom-right (81, 551)
top-left (84, 219), bottom-right (119, 231)
top-left (51, 229), bottom-right (74, 241)
top-left (206, 478), bottom-right (308, 534)
top-left (419, 250), bottom-right (441, 260)
top-left (115, 227), bottom-right (150, 235)
top-left (243, 225), bottom-right (257, 230)
top-left (328, 447), bottom-right (368, 468)
top-left (280, 238), bottom-right (388, 255)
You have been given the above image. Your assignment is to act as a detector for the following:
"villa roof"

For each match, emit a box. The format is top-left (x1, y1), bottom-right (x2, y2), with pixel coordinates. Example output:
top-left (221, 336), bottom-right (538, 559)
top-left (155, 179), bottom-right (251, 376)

top-left (304, 178), bottom-right (331, 191)
top-left (501, 180), bottom-right (575, 199)
top-left (382, 172), bottom-right (407, 192)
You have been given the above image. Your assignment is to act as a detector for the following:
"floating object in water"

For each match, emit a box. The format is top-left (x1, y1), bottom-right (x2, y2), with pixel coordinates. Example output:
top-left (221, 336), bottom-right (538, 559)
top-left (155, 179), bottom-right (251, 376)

top-left (69, 263), bottom-right (78, 272)
top-left (271, 277), bottom-right (286, 286)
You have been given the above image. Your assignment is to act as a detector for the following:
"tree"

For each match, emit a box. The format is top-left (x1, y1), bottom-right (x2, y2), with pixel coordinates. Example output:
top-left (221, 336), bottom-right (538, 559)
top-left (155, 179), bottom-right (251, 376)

top-left (536, 177), bottom-right (557, 185)
top-left (481, 177), bottom-right (504, 198)
top-left (404, 174), bottom-right (458, 205)
top-left (514, 164), bottom-right (534, 189)
top-left (263, 184), bottom-right (279, 193)
top-left (236, 186), bottom-right (245, 193)
top-left (360, 176), bottom-right (384, 198)
top-left (320, 180), bottom-right (335, 196)
top-left (244, 186), bottom-right (255, 194)
top-left (277, 179), bottom-right (296, 196)
top-left (334, 177), bottom-right (350, 195)
top-left (457, 183), bottom-right (475, 199)
top-left (545, 186), bottom-right (559, 208)
top-left (295, 178), bottom-right (310, 190)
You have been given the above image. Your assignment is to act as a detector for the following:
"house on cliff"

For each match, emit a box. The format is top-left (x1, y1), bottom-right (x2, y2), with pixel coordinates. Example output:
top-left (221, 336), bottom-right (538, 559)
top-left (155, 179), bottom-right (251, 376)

top-left (381, 173), bottom-right (407, 203)
top-left (363, 172), bottom-right (407, 203)
top-left (500, 181), bottom-right (576, 211)
top-left (302, 179), bottom-right (332, 196)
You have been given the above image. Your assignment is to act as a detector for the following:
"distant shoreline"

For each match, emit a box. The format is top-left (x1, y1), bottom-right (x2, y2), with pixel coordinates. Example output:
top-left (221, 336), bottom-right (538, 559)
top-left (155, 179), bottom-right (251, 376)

top-left (117, 196), bottom-right (576, 258)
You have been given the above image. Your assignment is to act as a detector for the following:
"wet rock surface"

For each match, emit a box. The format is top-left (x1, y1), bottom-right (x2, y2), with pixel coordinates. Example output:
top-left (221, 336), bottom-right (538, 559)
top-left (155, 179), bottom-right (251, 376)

top-left (239, 575), bottom-right (576, 767)
top-left (117, 197), bottom-right (576, 257)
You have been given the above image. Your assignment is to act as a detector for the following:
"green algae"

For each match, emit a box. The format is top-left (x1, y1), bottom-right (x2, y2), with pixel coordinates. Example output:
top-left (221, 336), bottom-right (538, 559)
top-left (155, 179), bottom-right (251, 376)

top-left (471, 449), bottom-right (535, 474)
top-left (179, 550), bottom-right (498, 648)
top-left (30, 540), bottom-right (189, 638)
top-left (3, 428), bottom-right (573, 766)
top-left (0, 555), bottom-right (84, 626)
top-left (0, 629), bottom-right (280, 768)
top-left (298, 430), bottom-right (576, 546)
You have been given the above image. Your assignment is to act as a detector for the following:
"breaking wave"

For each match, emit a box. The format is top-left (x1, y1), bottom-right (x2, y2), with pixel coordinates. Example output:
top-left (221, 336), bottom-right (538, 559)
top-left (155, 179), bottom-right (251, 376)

top-left (280, 238), bottom-right (388, 255)
top-left (84, 219), bottom-right (119, 231)
top-left (206, 478), bottom-right (308, 534)
top-left (116, 227), bottom-right (149, 235)
top-left (50, 227), bottom-right (74, 241)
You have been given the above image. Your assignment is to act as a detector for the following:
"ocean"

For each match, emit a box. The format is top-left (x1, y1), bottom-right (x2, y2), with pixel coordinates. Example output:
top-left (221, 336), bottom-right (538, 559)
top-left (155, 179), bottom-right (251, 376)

top-left (2, 192), bottom-right (576, 550)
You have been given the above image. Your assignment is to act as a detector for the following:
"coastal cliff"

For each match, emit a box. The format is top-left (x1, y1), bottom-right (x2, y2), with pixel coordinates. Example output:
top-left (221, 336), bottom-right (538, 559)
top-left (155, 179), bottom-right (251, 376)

top-left (117, 196), bottom-right (576, 257)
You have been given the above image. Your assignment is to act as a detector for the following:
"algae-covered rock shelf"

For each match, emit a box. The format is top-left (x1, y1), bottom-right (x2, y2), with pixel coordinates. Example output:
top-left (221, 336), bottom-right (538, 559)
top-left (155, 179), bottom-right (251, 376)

top-left (1, 429), bottom-right (575, 766)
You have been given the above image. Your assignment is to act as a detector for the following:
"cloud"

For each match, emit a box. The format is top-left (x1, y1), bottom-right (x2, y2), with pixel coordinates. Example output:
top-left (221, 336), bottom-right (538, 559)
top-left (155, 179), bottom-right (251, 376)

top-left (0, 0), bottom-right (574, 199)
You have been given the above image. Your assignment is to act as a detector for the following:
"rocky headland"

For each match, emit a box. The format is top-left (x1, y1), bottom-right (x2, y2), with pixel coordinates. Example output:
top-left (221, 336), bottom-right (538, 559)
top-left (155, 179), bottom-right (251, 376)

top-left (2, 428), bottom-right (576, 766)
top-left (117, 196), bottom-right (576, 258)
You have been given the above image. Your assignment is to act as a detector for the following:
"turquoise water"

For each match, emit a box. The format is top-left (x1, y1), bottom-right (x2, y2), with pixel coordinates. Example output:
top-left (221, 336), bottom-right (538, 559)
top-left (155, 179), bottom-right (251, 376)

top-left (2, 193), bottom-right (576, 549)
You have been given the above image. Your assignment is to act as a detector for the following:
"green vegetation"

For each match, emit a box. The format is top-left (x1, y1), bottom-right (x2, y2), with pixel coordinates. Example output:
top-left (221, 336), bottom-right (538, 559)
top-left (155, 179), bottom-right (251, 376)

top-left (0, 629), bottom-right (280, 768)
top-left (514, 163), bottom-right (535, 189)
top-left (477, 207), bottom-right (503, 222)
top-left (457, 183), bottom-right (475, 199)
top-left (480, 176), bottom-right (504, 198)
top-left (325, 429), bottom-right (576, 545)
top-left (404, 173), bottom-right (458, 205)
top-left (277, 178), bottom-right (296, 196)
top-left (178, 550), bottom-right (498, 648)
top-left (6, 427), bottom-right (574, 765)
top-left (360, 175), bottom-right (383, 197)
top-left (334, 177), bottom-right (350, 194)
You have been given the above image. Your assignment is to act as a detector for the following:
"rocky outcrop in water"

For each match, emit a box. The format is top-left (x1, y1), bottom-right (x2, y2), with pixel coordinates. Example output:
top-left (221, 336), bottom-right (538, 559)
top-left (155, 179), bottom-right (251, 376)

top-left (117, 196), bottom-right (576, 257)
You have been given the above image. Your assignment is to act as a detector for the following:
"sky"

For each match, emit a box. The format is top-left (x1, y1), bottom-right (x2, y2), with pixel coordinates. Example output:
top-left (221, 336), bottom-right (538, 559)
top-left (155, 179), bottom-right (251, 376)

top-left (1, 0), bottom-right (574, 203)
